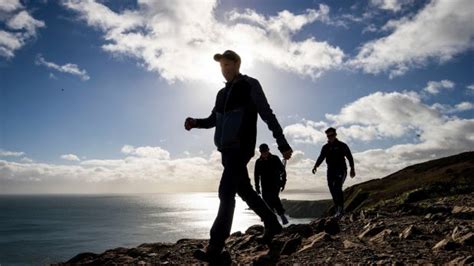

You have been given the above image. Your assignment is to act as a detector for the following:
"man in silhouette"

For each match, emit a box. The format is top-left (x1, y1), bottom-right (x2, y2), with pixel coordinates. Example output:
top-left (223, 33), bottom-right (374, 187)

top-left (255, 143), bottom-right (289, 225)
top-left (185, 50), bottom-right (293, 262)
top-left (312, 127), bottom-right (355, 218)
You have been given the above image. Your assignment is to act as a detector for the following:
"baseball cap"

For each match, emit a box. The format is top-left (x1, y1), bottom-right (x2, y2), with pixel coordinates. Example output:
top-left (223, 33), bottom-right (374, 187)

top-left (213, 50), bottom-right (241, 62)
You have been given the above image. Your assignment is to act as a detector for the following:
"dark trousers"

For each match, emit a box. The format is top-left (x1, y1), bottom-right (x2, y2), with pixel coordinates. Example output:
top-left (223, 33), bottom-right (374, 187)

top-left (209, 151), bottom-right (279, 249)
top-left (262, 186), bottom-right (285, 216)
top-left (327, 168), bottom-right (347, 209)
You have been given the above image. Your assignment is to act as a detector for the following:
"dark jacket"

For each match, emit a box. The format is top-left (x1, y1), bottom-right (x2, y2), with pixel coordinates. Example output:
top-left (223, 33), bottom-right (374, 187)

top-left (315, 139), bottom-right (354, 170)
top-left (195, 74), bottom-right (291, 157)
top-left (254, 154), bottom-right (287, 190)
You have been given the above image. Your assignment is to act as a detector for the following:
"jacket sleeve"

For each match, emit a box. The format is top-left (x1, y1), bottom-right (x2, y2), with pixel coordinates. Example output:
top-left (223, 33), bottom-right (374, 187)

top-left (254, 160), bottom-right (261, 189)
top-left (315, 145), bottom-right (327, 168)
top-left (248, 78), bottom-right (291, 153)
top-left (344, 143), bottom-right (355, 169)
top-left (276, 156), bottom-right (287, 184)
top-left (195, 91), bottom-right (220, 129)
top-left (195, 108), bottom-right (216, 129)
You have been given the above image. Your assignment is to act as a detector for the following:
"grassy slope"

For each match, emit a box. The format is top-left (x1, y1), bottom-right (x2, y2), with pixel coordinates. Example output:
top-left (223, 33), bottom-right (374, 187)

top-left (342, 151), bottom-right (474, 212)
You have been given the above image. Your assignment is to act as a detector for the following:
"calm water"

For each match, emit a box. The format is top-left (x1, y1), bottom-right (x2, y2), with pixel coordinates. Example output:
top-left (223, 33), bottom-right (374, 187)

top-left (0, 192), bottom-right (326, 265)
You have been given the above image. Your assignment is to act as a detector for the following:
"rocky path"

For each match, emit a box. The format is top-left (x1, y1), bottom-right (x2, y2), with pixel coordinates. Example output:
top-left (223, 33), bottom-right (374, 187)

top-left (60, 192), bottom-right (473, 265)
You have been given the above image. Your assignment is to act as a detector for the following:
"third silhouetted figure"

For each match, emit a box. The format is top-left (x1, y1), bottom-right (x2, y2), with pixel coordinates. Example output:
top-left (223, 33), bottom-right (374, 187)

top-left (254, 143), bottom-right (289, 225)
top-left (312, 127), bottom-right (355, 219)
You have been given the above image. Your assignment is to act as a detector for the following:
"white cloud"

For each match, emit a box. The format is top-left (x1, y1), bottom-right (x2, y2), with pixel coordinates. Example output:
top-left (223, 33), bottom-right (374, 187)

top-left (283, 120), bottom-right (327, 145)
top-left (35, 54), bottom-right (90, 81)
top-left (423, 79), bottom-right (455, 94)
top-left (0, 149), bottom-right (25, 157)
top-left (432, 102), bottom-right (474, 114)
top-left (467, 84), bottom-right (474, 91)
top-left (0, 4), bottom-right (44, 58)
top-left (350, 0), bottom-right (474, 78)
top-left (20, 157), bottom-right (34, 163)
top-left (370, 0), bottom-right (413, 12)
top-left (326, 91), bottom-right (442, 139)
top-left (6, 10), bottom-right (45, 38)
top-left (0, 145), bottom-right (224, 193)
top-left (60, 154), bottom-right (80, 161)
top-left (120, 145), bottom-right (170, 160)
top-left (0, 0), bottom-right (22, 12)
top-left (63, 0), bottom-right (344, 83)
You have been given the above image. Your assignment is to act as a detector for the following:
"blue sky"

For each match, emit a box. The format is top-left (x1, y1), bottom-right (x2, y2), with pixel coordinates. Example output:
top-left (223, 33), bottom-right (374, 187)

top-left (1, 0), bottom-right (473, 194)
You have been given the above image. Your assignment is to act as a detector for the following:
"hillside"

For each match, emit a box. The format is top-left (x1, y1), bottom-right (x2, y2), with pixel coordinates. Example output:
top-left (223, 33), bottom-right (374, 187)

top-left (342, 151), bottom-right (473, 213)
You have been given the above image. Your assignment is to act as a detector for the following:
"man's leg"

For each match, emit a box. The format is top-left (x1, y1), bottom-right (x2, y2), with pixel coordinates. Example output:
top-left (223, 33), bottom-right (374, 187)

top-left (208, 152), bottom-right (241, 251)
top-left (327, 170), bottom-right (339, 208)
top-left (328, 169), bottom-right (346, 216)
top-left (273, 191), bottom-right (286, 216)
top-left (236, 161), bottom-right (281, 234)
top-left (333, 169), bottom-right (347, 210)
top-left (261, 191), bottom-right (275, 213)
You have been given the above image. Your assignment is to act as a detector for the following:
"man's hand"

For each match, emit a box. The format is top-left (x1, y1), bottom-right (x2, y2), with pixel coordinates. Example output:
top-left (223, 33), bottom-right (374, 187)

top-left (312, 166), bottom-right (317, 175)
top-left (255, 186), bottom-right (261, 194)
top-left (281, 148), bottom-right (293, 160)
top-left (184, 117), bottom-right (196, 131)
top-left (350, 168), bottom-right (356, 178)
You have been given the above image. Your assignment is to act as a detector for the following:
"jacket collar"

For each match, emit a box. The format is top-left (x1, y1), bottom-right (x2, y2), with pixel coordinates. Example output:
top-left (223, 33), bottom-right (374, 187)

top-left (225, 73), bottom-right (243, 87)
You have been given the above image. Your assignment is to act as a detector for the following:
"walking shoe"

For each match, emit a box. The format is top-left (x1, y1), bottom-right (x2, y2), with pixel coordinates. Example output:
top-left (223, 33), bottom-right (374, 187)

top-left (257, 222), bottom-right (282, 244)
top-left (333, 206), bottom-right (344, 219)
top-left (280, 214), bottom-right (289, 225)
top-left (193, 245), bottom-right (227, 264)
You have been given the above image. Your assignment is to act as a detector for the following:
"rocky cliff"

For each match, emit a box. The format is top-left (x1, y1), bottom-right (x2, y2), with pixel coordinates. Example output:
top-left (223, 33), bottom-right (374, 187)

top-left (58, 152), bottom-right (474, 265)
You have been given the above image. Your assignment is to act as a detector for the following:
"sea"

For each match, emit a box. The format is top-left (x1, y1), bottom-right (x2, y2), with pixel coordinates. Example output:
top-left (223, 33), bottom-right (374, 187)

top-left (0, 192), bottom-right (329, 265)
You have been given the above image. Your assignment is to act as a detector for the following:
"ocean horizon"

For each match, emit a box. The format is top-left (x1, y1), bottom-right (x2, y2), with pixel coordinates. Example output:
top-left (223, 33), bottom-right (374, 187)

top-left (0, 192), bottom-right (329, 265)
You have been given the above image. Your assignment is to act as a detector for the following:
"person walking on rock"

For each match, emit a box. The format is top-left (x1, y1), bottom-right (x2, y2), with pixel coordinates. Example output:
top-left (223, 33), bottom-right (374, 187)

top-left (184, 50), bottom-right (293, 263)
top-left (255, 143), bottom-right (289, 225)
top-left (312, 127), bottom-right (355, 218)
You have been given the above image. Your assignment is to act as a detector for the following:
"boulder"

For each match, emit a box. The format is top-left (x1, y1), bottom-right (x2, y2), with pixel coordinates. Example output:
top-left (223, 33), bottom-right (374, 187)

top-left (432, 239), bottom-right (460, 251)
top-left (66, 252), bottom-right (98, 264)
top-left (457, 232), bottom-right (474, 246)
top-left (280, 236), bottom-right (302, 255)
top-left (324, 218), bottom-right (341, 235)
top-left (452, 226), bottom-right (470, 241)
top-left (448, 255), bottom-right (474, 265)
top-left (297, 232), bottom-right (332, 253)
top-left (285, 223), bottom-right (314, 238)
top-left (310, 218), bottom-right (326, 233)
top-left (343, 239), bottom-right (365, 249)
top-left (399, 225), bottom-right (422, 239)
top-left (245, 224), bottom-right (264, 235)
top-left (358, 223), bottom-right (385, 239)
top-left (452, 206), bottom-right (474, 219)
top-left (369, 229), bottom-right (393, 243)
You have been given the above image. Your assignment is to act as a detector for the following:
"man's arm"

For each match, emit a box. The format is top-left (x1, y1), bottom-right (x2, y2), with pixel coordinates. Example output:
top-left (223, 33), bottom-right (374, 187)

top-left (314, 145), bottom-right (327, 168)
top-left (312, 145), bottom-right (326, 174)
top-left (195, 107), bottom-right (216, 128)
top-left (187, 91), bottom-right (220, 129)
top-left (254, 160), bottom-right (261, 194)
top-left (344, 143), bottom-right (356, 177)
top-left (248, 78), bottom-right (291, 154)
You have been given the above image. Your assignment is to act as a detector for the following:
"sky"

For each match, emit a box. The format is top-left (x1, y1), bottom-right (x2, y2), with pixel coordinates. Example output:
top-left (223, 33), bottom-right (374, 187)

top-left (0, 0), bottom-right (473, 194)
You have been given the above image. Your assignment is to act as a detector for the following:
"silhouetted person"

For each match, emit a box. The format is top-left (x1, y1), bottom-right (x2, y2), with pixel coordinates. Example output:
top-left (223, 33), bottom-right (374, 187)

top-left (255, 143), bottom-right (289, 225)
top-left (184, 50), bottom-right (293, 263)
top-left (312, 127), bottom-right (355, 218)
